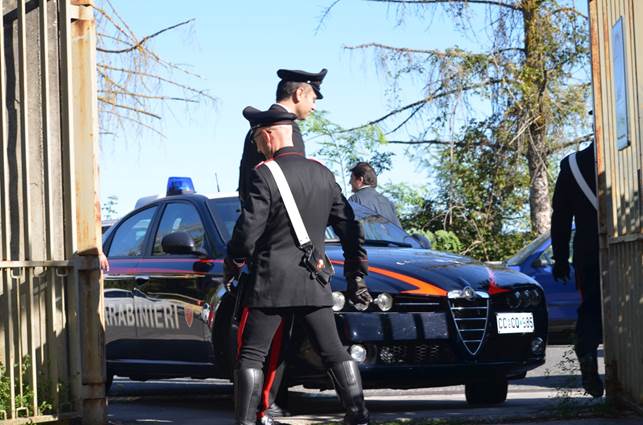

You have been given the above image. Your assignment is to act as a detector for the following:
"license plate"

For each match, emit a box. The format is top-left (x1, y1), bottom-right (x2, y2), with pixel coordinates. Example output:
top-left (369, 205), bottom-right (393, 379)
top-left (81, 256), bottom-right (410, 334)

top-left (496, 312), bottom-right (534, 334)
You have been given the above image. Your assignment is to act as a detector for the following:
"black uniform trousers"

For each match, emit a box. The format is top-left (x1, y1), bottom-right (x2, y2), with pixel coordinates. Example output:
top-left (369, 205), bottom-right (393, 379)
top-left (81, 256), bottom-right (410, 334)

top-left (237, 306), bottom-right (350, 376)
top-left (574, 259), bottom-right (603, 357)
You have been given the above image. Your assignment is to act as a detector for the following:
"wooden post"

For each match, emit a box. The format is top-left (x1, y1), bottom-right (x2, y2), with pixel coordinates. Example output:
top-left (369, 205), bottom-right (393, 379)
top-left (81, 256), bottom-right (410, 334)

top-left (69, 1), bottom-right (105, 423)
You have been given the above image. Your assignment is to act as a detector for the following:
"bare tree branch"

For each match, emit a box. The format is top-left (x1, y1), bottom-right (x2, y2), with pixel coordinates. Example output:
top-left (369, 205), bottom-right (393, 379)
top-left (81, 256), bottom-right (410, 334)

top-left (366, 0), bottom-right (521, 12)
top-left (98, 96), bottom-right (162, 119)
top-left (100, 110), bottom-right (166, 138)
top-left (344, 78), bottom-right (503, 131)
top-left (98, 89), bottom-right (199, 103)
top-left (315, 0), bottom-right (342, 34)
top-left (97, 19), bottom-right (194, 54)
top-left (346, 42), bottom-right (524, 56)
top-left (549, 133), bottom-right (593, 153)
top-left (550, 7), bottom-right (588, 20)
top-left (97, 64), bottom-right (215, 102)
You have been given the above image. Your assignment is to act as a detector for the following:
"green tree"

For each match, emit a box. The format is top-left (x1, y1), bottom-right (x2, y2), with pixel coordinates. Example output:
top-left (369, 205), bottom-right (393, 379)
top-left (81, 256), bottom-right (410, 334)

top-left (301, 111), bottom-right (393, 193)
top-left (101, 195), bottom-right (119, 220)
top-left (325, 0), bottom-right (592, 236)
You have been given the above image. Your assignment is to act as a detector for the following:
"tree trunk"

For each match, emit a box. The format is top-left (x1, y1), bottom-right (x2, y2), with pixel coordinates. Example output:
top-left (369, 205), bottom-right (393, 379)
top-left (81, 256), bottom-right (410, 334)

top-left (522, 0), bottom-right (551, 235)
top-left (526, 128), bottom-right (551, 234)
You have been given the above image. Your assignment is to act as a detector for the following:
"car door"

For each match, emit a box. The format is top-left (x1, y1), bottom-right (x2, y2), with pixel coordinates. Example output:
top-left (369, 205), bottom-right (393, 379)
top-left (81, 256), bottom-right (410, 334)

top-left (104, 205), bottom-right (158, 361)
top-left (133, 200), bottom-right (218, 365)
top-left (527, 235), bottom-right (580, 334)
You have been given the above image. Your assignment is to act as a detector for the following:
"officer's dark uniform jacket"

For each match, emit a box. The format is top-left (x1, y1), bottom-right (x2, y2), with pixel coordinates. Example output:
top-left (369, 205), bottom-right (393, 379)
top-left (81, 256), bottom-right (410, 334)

top-left (238, 104), bottom-right (305, 203)
top-left (228, 146), bottom-right (368, 308)
top-left (551, 142), bottom-right (598, 268)
top-left (349, 186), bottom-right (402, 228)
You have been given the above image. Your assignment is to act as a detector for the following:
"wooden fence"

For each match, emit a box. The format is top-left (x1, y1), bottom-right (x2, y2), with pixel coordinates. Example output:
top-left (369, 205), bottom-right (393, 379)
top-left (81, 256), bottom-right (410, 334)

top-left (0, 0), bottom-right (104, 423)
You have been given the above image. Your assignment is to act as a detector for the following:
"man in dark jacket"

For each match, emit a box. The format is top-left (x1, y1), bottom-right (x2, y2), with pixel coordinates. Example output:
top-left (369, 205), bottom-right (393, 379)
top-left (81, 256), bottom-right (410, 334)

top-left (348, 162), bottom-right (402, 228)
top-left (225, 106), bottom-right (372, 425)
top-left (238, 68), bottom-right (327, 204)
top-left (551, 141), bottom-right (603, 398)
top-left (237, 68), bottom-right (327, 419)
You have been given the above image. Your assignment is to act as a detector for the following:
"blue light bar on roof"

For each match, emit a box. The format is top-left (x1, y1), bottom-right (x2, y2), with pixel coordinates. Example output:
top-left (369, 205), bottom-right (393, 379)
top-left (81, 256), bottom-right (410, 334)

top-left (167, 177), bottom-right (195, 196)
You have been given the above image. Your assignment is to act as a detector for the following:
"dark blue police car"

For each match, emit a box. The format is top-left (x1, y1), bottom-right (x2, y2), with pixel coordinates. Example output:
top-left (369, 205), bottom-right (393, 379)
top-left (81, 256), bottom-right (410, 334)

top-left (102, 179), bottom-right (548, 404)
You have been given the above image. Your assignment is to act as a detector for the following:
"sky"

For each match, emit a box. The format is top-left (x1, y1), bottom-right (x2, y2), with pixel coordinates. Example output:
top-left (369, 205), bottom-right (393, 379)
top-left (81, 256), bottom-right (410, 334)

top-left (98, 1), bottom-right (476, 217)
top-left (98, 1), bottom-right (587, 219)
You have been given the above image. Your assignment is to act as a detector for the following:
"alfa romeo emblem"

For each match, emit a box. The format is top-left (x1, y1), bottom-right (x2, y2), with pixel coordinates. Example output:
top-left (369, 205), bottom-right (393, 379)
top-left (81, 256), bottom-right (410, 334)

top-left (462, 286), bottom-right (476, 300)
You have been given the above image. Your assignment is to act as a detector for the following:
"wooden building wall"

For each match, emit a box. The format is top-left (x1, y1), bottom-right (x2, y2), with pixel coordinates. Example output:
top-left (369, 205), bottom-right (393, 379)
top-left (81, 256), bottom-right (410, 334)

top-left (589, 0), bottom-right (643, 410)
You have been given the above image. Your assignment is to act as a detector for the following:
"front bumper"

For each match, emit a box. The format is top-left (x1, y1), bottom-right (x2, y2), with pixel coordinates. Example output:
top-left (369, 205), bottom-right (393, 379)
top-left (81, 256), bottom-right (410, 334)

top-left (288, 310), bottom-right (547, 389)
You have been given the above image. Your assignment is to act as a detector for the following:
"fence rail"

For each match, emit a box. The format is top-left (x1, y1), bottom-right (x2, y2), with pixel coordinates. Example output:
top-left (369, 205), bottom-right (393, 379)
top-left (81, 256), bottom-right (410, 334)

top-left (1, 262), bottom-right (81, 422)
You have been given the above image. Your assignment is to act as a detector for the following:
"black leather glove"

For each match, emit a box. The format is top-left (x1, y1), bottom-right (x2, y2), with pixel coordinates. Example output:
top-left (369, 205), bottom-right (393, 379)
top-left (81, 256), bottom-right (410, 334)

top-left (346, 274), bottom-right (373, 307)
top-left (552, 260), bottom-right (570, 283)
top-left (223, 256), bottom-right (245, 292)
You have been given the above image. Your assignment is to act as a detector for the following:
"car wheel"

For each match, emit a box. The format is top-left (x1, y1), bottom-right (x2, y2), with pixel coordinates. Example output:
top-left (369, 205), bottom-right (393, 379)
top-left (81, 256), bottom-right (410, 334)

top-left (465, 377), bottom-right (508, 405)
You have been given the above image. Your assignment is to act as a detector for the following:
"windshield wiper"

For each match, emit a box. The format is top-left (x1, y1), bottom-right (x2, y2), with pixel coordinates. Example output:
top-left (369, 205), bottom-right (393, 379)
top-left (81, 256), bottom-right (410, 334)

top-left (364, 239), bottom-right (413, 248)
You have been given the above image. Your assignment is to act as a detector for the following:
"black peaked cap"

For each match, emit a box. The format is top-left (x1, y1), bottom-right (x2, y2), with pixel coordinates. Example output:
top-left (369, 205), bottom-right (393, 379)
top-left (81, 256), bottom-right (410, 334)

top-left (243, 106), bottom-right (296, 129)
top-left (277, 68), bottom-right (328, 99)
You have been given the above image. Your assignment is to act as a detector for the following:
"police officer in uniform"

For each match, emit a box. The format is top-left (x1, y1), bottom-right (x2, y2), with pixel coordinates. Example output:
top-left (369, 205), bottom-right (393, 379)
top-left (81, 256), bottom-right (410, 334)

top-left (551, 141), bottom-right (603, 397)
top-left (236, 68), bottom-right (327, 420)
top-left (348, 162), bottom-right (402, 228)
top-left (225, 106), bottom-right (372, 425)
top-left (238, 68), bottom-right (327, 203)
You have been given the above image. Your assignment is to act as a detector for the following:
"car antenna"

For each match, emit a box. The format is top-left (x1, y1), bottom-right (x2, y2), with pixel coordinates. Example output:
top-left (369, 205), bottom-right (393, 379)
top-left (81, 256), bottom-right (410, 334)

top-left (215, 172), bottom-right (221, 192)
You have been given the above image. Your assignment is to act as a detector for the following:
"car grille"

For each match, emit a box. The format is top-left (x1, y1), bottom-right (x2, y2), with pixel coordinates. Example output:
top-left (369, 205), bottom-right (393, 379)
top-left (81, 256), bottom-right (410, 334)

top-left (377, 342), bottom-right (455, 364)
top-left (448, 292), bottom-right (489, 356)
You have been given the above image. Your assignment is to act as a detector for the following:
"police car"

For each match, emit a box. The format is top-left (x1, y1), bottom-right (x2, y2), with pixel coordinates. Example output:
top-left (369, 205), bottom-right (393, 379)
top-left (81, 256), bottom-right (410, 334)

top-left (103, 178), bottom-right (548, 404)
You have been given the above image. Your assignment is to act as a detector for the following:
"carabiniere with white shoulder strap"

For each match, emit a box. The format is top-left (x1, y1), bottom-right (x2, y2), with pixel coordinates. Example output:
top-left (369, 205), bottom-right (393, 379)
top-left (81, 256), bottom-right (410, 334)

top-left (264, 160), bottom-right (335, 286)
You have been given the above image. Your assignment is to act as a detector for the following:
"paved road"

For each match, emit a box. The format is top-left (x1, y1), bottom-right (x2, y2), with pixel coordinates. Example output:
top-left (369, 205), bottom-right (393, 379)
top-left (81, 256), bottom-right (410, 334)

top-left (107, 345), bottom-right (635, 425)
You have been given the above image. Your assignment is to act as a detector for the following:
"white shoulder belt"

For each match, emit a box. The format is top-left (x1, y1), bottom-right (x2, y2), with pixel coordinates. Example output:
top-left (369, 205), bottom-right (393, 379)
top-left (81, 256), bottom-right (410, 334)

top-left (568, 152), bottom-right (598, 210)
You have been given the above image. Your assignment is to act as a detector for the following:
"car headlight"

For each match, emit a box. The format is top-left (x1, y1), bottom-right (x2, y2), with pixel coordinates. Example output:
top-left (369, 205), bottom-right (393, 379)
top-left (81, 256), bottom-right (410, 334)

top-left (529, 288), bottom-right (542, 307)
top-left (519, 289), bottom-right (531, 307)
top-left (349, 344), bottom-right (367, 363)
top-left (507, 290), bottom-right (521, 309)
top-left (332, 291), bottom-right (345, 312)
top-left (374, 293), bottom-right (393, 311)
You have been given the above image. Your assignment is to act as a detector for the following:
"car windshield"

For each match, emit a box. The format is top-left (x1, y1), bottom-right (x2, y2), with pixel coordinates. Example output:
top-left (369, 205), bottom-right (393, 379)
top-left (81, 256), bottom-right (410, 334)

top-left (209, 197), bottom-right (420, 248)
top-left (506, 232), bottom-right (551, 266)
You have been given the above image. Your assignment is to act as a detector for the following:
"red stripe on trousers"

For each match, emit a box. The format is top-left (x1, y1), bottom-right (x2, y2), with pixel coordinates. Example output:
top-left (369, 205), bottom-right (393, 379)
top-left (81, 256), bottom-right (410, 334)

top-left (236, 307), bottom-right (250, 359)
top-left (260, 320), bottom-right (285, 416)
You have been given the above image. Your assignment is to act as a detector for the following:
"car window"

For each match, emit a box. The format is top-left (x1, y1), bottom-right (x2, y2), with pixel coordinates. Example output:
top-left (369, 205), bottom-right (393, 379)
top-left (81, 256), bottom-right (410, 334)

top-left (153, 203), bottom-right (206, 255)
top-left (208, 198), bottom-right (241, 242)
top-left (537, 230), bottom-right (575, 265)
top-left (108, 207), bottom-right (157, 257)
top-left (506, 232), bottom-right (550, 266)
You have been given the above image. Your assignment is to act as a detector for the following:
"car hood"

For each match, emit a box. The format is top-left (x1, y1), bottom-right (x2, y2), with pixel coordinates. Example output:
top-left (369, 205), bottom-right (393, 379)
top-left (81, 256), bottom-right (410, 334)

top-left (326, 245), bottom-right (537, 295)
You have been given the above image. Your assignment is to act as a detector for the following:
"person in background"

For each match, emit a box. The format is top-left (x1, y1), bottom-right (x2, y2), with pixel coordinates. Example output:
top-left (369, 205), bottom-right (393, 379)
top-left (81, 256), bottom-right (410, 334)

top-left (551, 141), bottom-right (603, 398)
top-left (348, 162), bottom-right (402, 228)
top-left (238, 68), bottom-right (327, 204)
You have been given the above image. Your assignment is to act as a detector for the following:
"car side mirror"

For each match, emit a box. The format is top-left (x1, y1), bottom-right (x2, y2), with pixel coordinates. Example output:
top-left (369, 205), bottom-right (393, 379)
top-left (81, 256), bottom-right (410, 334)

top-left (531, 257), bottom-right (547, 268)
top-left (162, 232), bottom-right (206, 256)
top-left (411, 233), bottom-right (432, 249)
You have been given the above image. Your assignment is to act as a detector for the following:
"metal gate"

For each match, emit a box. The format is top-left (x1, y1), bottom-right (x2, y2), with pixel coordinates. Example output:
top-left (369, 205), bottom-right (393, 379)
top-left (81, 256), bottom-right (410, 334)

top-left (0, 0), bottom-right (104, 423)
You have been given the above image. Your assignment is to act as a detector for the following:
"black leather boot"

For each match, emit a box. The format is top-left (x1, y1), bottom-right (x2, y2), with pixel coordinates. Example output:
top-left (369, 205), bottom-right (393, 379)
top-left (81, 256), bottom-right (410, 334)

top-left (577, 353), bottom-right (604, 398)
top-left (234, 368), bottom-right (263, 425)
top-left (328, 360), bottom-right (369, 425)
